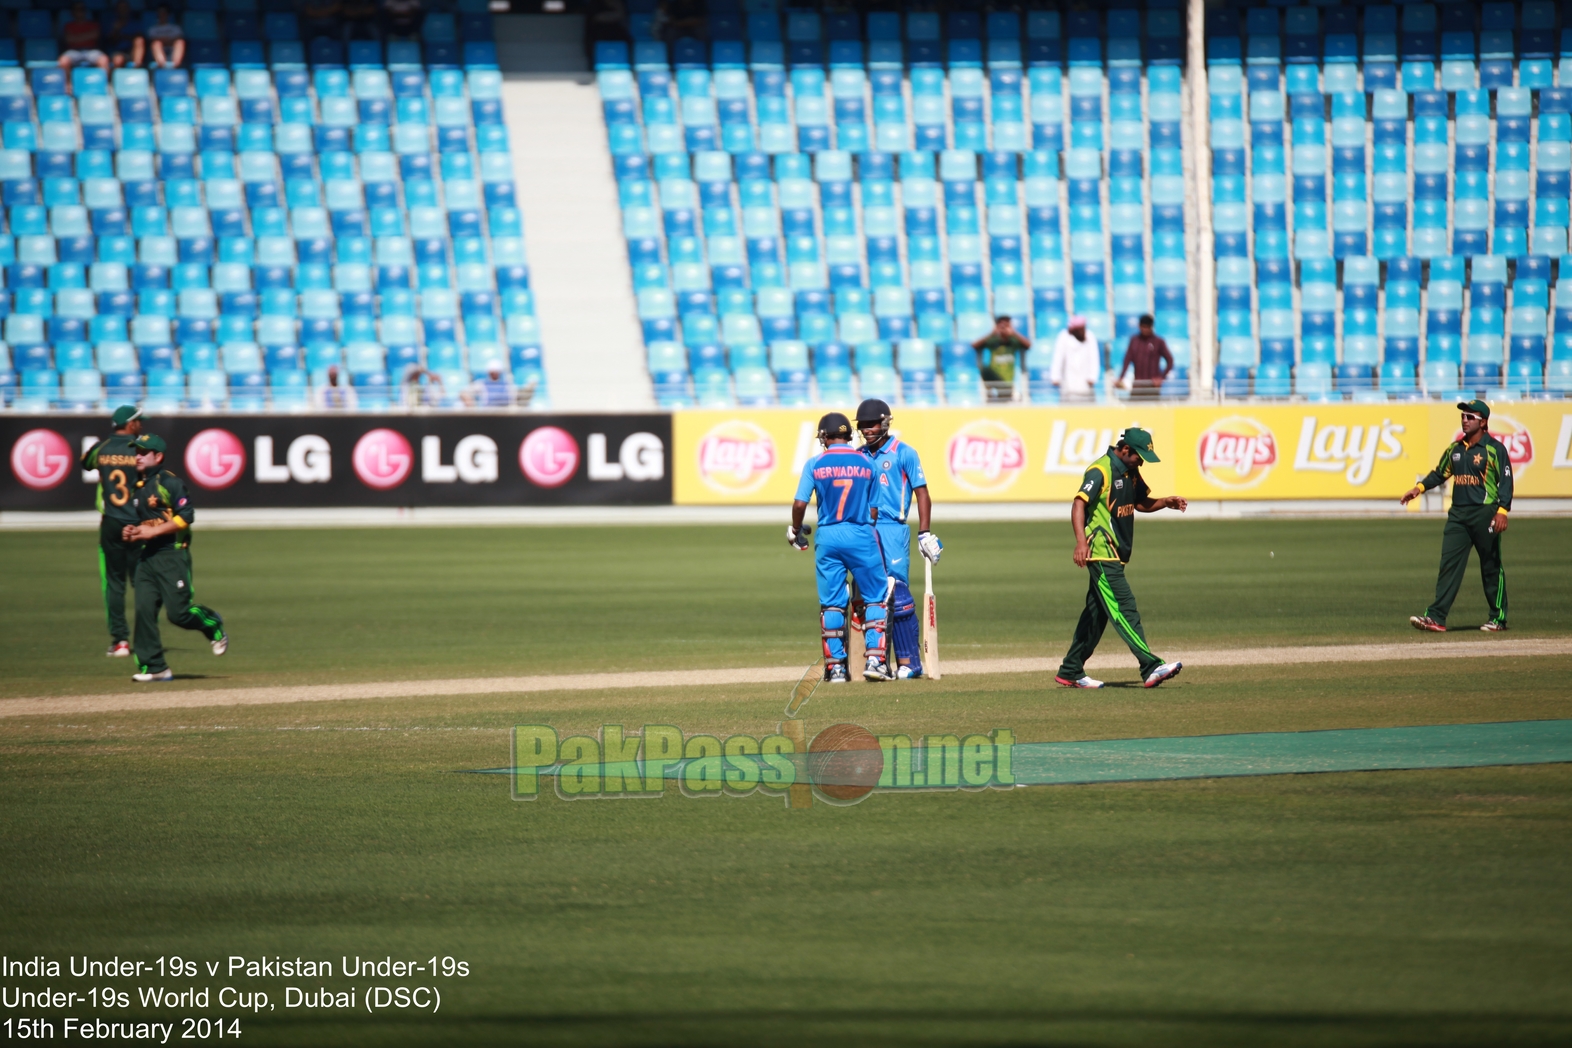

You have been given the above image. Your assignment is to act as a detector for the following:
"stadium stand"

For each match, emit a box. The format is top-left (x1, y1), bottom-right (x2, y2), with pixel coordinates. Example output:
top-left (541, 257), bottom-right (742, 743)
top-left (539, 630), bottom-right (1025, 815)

top-left (1205, 0), bottom-right (1572, 399)
top-left (0, 1), bottom-right (544, 412)
top-left (10, 1), bottom-right (1572, 412)
top-left (596, 4), bottom-right (1195, 408)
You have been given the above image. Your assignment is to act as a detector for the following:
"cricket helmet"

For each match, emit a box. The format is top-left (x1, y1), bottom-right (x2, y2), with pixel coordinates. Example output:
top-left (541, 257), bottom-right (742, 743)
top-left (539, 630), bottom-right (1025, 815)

top-left (816, 412), bottom-right (853, 444)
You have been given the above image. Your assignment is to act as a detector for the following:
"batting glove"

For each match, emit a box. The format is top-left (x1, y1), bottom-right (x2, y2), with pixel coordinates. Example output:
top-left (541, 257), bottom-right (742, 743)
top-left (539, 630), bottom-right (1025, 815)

top-left (918, 531), bottom-right (943, 563)
top-left (787, 524), bottom-right (811, 551)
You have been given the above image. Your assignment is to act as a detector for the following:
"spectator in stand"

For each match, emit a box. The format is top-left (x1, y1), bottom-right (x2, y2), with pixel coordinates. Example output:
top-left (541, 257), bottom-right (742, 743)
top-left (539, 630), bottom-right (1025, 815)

top-left (1049, 315), bottom-right (1102, 402)
top-left (1117, 314), bottom-right (1175, 400)
top-left (401, 365), bottom-right (446, 409)
top-left (316, 365), bottom-right (358, 410)
top-left (143, 5), bottom-right (184, 69)
top-left (464, 361), bottom-right (514, 408)
top-left (971, 315), bottom-right (1031, 402)
top-left (103, 1), bottom-right (144, 69)
top-left (59, 3), bottom-right (111, 85)
top-left (384, 0), bottom-right (424, 38)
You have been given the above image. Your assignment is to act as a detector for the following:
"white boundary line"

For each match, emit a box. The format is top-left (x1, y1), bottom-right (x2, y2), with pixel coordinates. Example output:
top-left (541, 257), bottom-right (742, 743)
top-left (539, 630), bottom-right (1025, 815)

top-left (4, 638), bottom-right (1568, 719)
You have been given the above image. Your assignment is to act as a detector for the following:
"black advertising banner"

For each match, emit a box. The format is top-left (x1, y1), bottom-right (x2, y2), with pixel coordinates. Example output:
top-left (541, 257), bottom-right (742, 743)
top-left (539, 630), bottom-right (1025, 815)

top-left (2, 414), bottom-right (672, 509)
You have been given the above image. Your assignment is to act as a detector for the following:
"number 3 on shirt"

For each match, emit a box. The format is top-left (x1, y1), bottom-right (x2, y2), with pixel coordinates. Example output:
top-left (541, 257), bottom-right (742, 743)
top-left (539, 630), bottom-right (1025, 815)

top-left (832, 478), bottom-right (854, 521)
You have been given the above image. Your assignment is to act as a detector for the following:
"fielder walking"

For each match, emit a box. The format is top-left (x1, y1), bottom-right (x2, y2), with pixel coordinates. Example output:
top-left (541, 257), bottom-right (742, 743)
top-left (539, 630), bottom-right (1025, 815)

top-left (789, 412), bottom-right (895, 683)
top-left (123, 434), bottom-right (227, 682)
top-left (1056, 427), bottom-right (1186, 689)
top-left (80, 404), bottom-right (143, 657)
top-left (854, 398), bottom-right (941, 679)
top-left (1401, 399), bottom-right (1513, 632)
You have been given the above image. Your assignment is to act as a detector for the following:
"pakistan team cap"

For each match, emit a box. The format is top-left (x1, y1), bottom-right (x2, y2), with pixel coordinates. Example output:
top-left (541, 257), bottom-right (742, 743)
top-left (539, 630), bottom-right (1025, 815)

top-left (110, 405), bottom-right (142, 426)
top-left (1120, 427), bottom-right (1160, 463)
top-left (1457, 399), bottom-right (1491, 420)
top-left (132, 434), bottom-right (167, 453)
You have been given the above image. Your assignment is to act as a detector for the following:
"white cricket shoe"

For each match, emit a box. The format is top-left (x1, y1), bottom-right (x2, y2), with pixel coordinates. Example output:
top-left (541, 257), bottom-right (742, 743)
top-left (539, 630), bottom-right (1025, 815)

top-left (896, 664), bottom-right (923, 680)
top-left (864, 655), bottom-right (894, 681)
top-left (106, 641), bottom-right (130, 657)
top-left (132, 669), bottom-right (173, 683)
top-left (211, 631), bottom-right (228, 656)
top-left (1143, 662), bottom-right (1183, 688)
top-left (826, 663), bottom-right (850, 684)
top-left (1055, 675), bottom-right (1103, 688)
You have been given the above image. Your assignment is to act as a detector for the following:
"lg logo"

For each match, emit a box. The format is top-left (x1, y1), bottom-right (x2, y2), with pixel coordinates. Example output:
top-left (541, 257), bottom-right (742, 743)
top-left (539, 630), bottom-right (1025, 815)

top-left (255, 436), bottom-right (332, 484)
top-left (423, 435), bottom-right (499, 484)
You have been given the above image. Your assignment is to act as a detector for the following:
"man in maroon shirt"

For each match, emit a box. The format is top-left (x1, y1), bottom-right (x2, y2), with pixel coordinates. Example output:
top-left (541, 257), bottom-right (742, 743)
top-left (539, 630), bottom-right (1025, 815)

top-left (1118, 314), bottom-right (1175, 400)
top-left (58, 3), bottom-right (111, 84)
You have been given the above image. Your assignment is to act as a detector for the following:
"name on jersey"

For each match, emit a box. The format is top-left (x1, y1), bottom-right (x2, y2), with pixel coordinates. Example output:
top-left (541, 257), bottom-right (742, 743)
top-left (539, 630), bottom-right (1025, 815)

top-left (813, 464), bottom-right (872, 480)
top-left (1453, 474), bottom-right (1481, 486)
top-left (95, 453), bottom-right (137, 467)
top-left (1116, 503), bottom-right (1136, 518)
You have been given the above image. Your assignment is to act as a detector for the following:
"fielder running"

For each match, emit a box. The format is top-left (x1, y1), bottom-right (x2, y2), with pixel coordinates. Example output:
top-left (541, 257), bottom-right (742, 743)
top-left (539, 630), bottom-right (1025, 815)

top-left (79, 404), bottom-right (144, 657)
top-left (854, 398), bottom-right (942, 679)
top-left (1055, 427), bottom-right (1186, 689)
top-left (123, 434), bottom-right (227, 682)
top-left (789, 412), bottom-right (895, 683)
top-left (1401, 399), bottom-right (1513, 632)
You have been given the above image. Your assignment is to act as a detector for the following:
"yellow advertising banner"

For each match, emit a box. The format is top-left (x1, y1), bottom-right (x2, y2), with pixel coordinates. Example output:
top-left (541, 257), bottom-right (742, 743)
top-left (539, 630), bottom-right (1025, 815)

top-left (672, 404), bottom-right (1572, 504)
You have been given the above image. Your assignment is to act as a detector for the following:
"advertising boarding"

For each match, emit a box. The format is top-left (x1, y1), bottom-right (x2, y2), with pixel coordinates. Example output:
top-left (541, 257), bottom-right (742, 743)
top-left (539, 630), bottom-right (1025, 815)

top-left (674, 405), bottom-right (1572, 504)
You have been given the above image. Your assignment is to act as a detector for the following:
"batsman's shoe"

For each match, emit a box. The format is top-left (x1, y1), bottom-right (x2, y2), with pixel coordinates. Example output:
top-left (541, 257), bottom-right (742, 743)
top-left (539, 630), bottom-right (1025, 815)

top-left (1143, 662), bottom-right (1183, 688)
top-left (825, 663), bottom-right (850, 684)
top-left (896, 664), bottom-right (923, 680)
top-left (1480, 620), bottom-right (1508, 632)
top-left (211, 630), bottom-right (228, 656)
top-left (1055, 675), bottom-right (1104, 689)
top-left (863, 655), bottom-right (894, 682)
top-left (1410, 615), bottom-right (1447, 632)
top-left (106, 641), bottom-right (130, 657)
top-left (132, 669), bottom-right (173, 683)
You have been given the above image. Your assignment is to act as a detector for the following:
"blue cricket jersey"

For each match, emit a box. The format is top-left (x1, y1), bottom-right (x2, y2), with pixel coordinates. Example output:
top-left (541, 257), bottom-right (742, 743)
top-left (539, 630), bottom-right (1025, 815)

top-left (861, 437), bottom-right (927, 525)
top-left (794, 444), bottom-right (877, 527)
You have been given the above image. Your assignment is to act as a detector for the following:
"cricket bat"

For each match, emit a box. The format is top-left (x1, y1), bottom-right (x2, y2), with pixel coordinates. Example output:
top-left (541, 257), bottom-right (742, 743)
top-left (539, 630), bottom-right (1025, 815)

top-left (922, 557), bottom-right (941, 680)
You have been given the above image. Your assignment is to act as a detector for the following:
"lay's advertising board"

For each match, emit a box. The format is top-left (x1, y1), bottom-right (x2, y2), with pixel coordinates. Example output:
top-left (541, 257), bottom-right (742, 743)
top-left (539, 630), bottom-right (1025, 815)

top-left (673, 405), bottom-right (1572, 504)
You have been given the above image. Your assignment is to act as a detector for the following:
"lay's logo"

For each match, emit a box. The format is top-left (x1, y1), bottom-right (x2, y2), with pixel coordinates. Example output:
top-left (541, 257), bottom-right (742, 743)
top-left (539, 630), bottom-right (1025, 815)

top-left (1197, 416), bottom-right (1278, 490)
top-left (697, 420), bottom-right (777, 495)
top-left (1461, 415), bottom-right (1535, 476)
top-left (946, 419), bottom-right (1026, 493)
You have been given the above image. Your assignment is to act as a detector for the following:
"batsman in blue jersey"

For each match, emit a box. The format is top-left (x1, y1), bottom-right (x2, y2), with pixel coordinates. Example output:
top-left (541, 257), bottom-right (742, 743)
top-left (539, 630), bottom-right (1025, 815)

top-left (855, 398), bottom-right (943, 679)
top-left (788, 412), bottom-right (895, 683)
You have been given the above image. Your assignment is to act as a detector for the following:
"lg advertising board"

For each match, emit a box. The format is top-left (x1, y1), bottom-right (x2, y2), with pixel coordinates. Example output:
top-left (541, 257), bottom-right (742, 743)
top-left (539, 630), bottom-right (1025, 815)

top-left (3, 415), bottom-right (671, 510)
top-left (672, 405), bottom-right (1572, 504)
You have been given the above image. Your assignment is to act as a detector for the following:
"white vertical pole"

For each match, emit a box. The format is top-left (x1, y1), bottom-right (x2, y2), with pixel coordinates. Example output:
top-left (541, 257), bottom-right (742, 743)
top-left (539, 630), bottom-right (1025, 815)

top-left (1188, 0), bottom-right (1215, 397)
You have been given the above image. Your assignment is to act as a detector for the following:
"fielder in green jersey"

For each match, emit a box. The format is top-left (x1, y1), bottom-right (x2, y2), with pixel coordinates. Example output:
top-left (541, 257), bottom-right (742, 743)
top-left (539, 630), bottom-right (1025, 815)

top-left (1401, 399), bottom-right (1514, 632)
top-left (1055, 427), bottom-right (1188, 690)
top-left (123, 434), bottom-right (227, 682)
top-left (79, 404), bottom-right (144, 656)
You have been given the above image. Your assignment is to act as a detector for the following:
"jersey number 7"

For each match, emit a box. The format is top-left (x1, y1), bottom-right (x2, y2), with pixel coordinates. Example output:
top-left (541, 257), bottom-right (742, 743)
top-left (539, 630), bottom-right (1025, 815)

top-left (832, 478), bottom-right (854, 520)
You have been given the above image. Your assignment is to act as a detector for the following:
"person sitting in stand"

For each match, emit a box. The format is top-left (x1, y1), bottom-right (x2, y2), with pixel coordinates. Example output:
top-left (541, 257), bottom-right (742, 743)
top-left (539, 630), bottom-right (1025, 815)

top-left (1117, 314), bottom-right (1175, 400)
top-left (464, 361), bottom-right (514, 408)
top-left (58, 3), bottom-right (111, 85)
top-left (315, 364), bottom-right (359, 410)
top-left (971, 315), bottom-right (1031, 402)
top-left (401, 364), bottom-right (446, 409)
top-left (102, 1), bottom-right (144, 69)
top-left (143, 5), bottom-right (185, 68)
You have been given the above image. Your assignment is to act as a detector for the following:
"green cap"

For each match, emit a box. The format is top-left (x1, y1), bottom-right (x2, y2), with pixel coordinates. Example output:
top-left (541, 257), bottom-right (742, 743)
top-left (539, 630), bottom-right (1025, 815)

top-left (110, 404), bottom-right (142, 427)
top-left (1457, 399), bottom-right (1491, 420)
top-left (132, 434), bottom-right (167, 454)
top-left (1119, 427), bottom-right (1160, 463)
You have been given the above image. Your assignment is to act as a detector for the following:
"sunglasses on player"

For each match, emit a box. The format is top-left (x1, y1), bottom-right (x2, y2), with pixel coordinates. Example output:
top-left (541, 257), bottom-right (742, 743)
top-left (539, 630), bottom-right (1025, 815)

top-left (1461, 413), bottom-right (1484, 422)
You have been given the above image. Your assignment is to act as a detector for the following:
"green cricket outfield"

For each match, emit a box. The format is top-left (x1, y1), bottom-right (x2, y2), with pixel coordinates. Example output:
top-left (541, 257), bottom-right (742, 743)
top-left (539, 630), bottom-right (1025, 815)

top-left (2, 519), bottom-right (1570, 1046)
